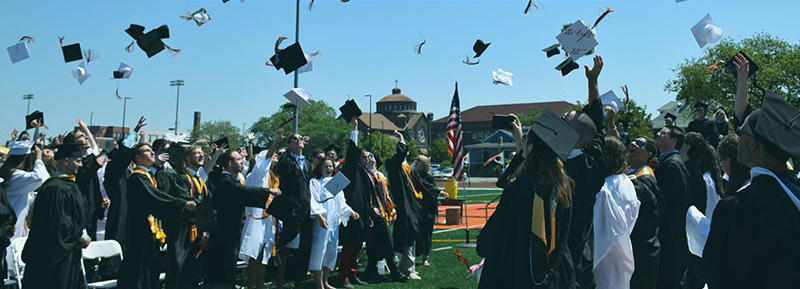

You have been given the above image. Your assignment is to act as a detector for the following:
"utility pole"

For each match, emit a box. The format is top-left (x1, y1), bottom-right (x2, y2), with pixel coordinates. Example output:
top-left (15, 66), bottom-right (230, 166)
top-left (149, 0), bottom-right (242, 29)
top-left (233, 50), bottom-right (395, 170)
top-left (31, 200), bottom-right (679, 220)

top-left (292, 0), bottom-right (301, 133)
top-left (90, 112), bottom-right (95, 126)
top-left (170, 79), bottom-right (185, 132)
top-left (122, 97), bottom-right (131, 136)
top-left (22, 94), bottom-right (33, 114)
top-left (365, 94), bottom-right (372, 151)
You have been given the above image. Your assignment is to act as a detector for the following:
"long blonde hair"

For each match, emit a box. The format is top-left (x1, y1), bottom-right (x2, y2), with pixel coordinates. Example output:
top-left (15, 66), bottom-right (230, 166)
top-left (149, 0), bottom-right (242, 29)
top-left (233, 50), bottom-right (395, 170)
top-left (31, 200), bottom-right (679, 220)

top-left (515, 134), bottom-right (574, 208)
top-left (415, 155), bottom-right (432, 175)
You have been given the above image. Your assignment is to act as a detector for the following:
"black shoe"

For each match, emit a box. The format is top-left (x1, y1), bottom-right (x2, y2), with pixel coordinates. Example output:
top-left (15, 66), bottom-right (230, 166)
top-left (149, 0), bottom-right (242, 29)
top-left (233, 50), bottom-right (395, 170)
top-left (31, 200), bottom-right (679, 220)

top-left (391, 272), bottom-right (409, 283)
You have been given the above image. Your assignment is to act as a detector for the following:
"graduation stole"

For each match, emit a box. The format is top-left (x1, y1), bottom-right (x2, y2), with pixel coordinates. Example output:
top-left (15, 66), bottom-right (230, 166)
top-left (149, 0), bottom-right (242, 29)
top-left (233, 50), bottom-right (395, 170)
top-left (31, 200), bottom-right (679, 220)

top-left (634, 166), bottom-right (655, 179)
top-left (369, 171), bottom-right (392, 224)
top-left (401, 162), bottom-right (422, 199)
top-left (183, 168), bottom-right (208, 198)
top-left (531, 192), bottom-right (557, 257)
top-left (376, 172), bottom-right (396, 220)
top-left (54, 174), bottom-right (77, 182)
top-left (130, 166), bottom-right (167, 244)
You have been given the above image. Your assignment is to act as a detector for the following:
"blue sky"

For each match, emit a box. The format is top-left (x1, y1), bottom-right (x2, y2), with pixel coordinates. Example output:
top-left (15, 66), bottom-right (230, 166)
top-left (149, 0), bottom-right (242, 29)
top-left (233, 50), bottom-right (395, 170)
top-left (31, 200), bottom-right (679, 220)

top-left (1, 0), bottom-right (797, 140)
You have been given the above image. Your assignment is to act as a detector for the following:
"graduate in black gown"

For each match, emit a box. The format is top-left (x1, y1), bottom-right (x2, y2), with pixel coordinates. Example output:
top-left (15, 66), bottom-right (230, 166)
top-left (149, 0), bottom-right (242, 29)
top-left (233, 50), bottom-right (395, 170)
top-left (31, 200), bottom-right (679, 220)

top-left (704, 55), bottom-right (800, 288)
top-left (204, 150), bottom-right (275, 287)
top-left (22, 143), bottom-right (90, 289)
top-left (410, 155), bottom-right (447, 267)
top-left (686, 102), bottom-right (720, 147)
top-left (118, 143), bottom-right (197, 289)
top-left (477, 108), bottom-right (578, 289)
top-left (626, 136), bottom-right (662, 289)
top-left (653, 125), bottom-right (690, 289)
top-left (0, 182), bottom-right (16, 280)
top-left (62, 119), bottom-right (104, 243)
top-left (562, 55), bottom-right (606, 288)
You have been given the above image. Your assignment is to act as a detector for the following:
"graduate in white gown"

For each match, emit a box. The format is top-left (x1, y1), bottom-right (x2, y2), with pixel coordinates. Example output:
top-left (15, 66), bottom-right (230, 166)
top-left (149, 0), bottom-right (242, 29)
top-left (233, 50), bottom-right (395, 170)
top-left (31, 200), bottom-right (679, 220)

top-left (593, 136), bottom-right (640, 289)
top-left (308, 158), bottom-right (359, 289)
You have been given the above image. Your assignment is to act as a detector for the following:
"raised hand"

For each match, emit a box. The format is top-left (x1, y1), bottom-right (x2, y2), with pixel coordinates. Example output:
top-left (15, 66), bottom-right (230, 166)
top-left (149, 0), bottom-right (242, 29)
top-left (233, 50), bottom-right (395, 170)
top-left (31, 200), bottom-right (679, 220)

top-left (10, 129), bottom-right (18, 141)
top-left (509, 114), bottom-right (524, 151)
top-left (393, 130), bottom-right (405, 143)
top-left (134, 116), bottom-right (147, 132)
top-left (276, 128), bottom-right (284, 142)
top-left (733, 52), bottom-right (749, 83)
top-left (247, 132), bottom-right (255, 141)
top-left (76, 118), bottom-right (88, 129)
top-left (351, 116), bottom-right (358, 130)
top-left (158, 153), bottom-right (170, 163)
top-left (584, 55), bottom-right (604, 82)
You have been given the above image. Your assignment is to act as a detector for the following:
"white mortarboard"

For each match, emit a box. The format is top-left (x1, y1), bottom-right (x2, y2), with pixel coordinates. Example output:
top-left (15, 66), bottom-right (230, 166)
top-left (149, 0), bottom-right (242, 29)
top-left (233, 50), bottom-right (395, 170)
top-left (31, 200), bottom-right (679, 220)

top-left (9, 141), bottom-right (34, 156)
top-left (556, 20), bottom-right (599, 61)
top-left (192, 8), bottom-right (211, 26)
top-left (164, 133), bottom-right (189, 144)
top-left (7, 42), bottom-right (30, 64)
top-left (283, 88), bottom-right (312, 109)
top-left (114, 62), bottom-right (134, 79)
top-left (297, 54), bottom-right (314, 74)
top-left (601, 90), bottom-right (623, 113)
top-left (73, 61), bottom-right (91, 85)
top-left (323, 171), bottom-right (350, 198)
top-left (492, 68), bottom-right (514, 87)
top-left (691, 14), bottom-right (723, 49)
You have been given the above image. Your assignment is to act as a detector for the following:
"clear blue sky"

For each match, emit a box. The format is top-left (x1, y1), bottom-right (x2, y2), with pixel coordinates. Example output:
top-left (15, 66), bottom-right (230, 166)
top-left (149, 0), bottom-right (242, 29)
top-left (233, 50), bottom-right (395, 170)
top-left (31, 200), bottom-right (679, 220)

top-left (1, 0), bottom-right (798, 141)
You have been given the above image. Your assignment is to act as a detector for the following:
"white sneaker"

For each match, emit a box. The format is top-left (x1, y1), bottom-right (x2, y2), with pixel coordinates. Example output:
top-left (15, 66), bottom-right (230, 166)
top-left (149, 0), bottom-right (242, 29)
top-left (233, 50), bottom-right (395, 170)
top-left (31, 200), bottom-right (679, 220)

top-left (409, 272), bottom-right (422, 280)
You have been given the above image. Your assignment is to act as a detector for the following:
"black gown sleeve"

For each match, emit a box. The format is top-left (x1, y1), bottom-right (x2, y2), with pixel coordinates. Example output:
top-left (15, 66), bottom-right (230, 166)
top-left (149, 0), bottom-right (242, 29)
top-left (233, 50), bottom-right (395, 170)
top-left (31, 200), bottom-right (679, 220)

top-left (385, 141), bottom-right (409, 171)
top-left (496, 152), bottom-right (524, 188)
top-left (225, 177), bottom-right (269, 208)
top-left (22, 181), bottom-right (85, 266)
top-left (128, 174), bottom-right (186, 220)
top-left (0, 187), bottom-right (15, 249)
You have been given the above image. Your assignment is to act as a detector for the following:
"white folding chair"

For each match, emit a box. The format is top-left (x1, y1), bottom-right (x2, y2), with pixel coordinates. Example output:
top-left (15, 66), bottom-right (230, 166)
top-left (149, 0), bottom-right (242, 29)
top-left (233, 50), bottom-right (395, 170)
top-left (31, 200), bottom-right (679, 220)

top-left (80, 240), bottom-right (123, 289)
top-left (9, 237), bottom-right (27, 289)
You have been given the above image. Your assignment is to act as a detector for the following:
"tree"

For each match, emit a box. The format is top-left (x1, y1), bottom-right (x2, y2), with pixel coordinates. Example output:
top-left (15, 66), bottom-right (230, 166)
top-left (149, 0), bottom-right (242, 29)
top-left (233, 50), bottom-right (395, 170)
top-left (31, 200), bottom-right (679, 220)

top-left (358, 132), bottom-right (397, 166)
top-left (516, 106), bottom-right (544, 127)
top-left (430, 138), bottom-right (451, 166)
top-left (193, 120), bottom-right (242, 148)
top-left (249, 100), bottom-right (351, 156)
top-left (665, 33), bottom-right (800, 113)
top-left (616, 98), bottom-right (654, 139)
top-left (407, 140), bottom-right (420, 164)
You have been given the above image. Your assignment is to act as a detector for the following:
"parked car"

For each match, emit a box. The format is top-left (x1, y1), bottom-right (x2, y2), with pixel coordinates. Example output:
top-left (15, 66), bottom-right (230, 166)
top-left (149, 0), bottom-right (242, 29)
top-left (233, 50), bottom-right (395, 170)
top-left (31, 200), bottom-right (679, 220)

top-left (435, 167), bottom-right (467, 180)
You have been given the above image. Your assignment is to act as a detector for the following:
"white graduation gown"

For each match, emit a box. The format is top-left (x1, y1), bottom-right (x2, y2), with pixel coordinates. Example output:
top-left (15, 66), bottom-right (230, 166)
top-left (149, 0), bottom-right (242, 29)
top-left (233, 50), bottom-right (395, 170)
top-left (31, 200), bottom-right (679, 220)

top-left (685, 172), bottom-right (722, 257)
top-left (308, 177), bottom-right (354, 271)
top-left (238, 152), bottom-right (277, 264)
top-left (593, 174), bottom-right (641, 289)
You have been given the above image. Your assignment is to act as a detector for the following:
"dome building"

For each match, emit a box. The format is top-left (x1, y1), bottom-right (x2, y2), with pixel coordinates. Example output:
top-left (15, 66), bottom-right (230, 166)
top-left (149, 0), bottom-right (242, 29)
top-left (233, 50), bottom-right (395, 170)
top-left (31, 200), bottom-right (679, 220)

top-left (356, 83), bottom-right (433, 148)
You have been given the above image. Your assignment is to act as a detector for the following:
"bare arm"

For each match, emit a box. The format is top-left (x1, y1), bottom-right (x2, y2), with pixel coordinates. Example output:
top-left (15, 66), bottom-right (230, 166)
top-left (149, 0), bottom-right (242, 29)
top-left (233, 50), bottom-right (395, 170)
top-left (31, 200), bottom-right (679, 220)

top-left (265, 129), bottom-right (283, 160)
top-left (733, 53), bottom-right (749, 122)
top-left (585, 55), bottom-right (604, 103)
top-left (77, 118), bottom-right (99, 155)
top-left (605, 107), bottom-right (621, 138)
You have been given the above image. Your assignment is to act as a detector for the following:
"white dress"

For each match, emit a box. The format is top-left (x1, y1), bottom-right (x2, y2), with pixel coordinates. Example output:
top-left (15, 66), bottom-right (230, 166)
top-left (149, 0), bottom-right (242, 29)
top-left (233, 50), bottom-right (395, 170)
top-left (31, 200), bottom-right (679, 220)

top-left (6, 159), bottom-right (49, 237)
top-left (308, 177), bottom-right (354, 271)
top-left (686, 172), bottom-right (721, 257)
top-left (238, 152), bottom-right (277, 264)
top-left (593, 174), bottom-right (641, 289)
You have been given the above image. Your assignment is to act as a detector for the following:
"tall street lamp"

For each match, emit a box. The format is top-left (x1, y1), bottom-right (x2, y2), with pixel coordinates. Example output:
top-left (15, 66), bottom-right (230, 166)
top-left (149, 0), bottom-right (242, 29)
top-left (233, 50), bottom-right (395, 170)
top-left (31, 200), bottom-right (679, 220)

top-left (122, 97), bottom-right (132, 137)
top-left (170, 79), bottom-right (185, 132)
top-left (365, 94), bottom-right (372, 151)
top-left (22, 94), bottom-right (33, 114)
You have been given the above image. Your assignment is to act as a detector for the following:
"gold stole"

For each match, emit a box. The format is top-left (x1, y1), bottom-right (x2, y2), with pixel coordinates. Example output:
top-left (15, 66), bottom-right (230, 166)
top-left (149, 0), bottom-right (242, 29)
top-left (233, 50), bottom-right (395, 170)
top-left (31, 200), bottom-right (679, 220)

top-left (401, 162), bottom-right (422, 199)
top-left (531, 193), bottom-right (556, 256)
top-left (183, 168), bottom-right (209, 243)
top-left (635, 166), bottom-right (655, 179)
top-left (130, 166), bottom-right (167, 244)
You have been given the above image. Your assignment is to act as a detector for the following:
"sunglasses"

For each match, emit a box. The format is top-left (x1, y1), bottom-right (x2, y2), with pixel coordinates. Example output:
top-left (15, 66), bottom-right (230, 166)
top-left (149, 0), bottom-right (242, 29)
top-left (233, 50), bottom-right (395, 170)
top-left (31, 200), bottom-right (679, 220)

top-left (632, 139), bottom-right (646, 148)
top-left (289, 136), bottom-right (302, 142)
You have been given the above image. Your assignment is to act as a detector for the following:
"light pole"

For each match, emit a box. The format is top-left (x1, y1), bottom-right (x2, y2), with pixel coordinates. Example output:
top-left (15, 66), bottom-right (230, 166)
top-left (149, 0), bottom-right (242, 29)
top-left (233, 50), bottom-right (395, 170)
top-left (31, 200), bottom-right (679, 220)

top-left (170, 79), bottom-right (185, 132)
top-left (90, 112), bottom-right (95, 126)
top-left (122, 97), bottom-right (131, 137)
top-left (22, 94), bottom-right (33, 114)
top-left (365, 94), bottom-right (372, 151)
top-left (292, 0), bottom-right (301, 134)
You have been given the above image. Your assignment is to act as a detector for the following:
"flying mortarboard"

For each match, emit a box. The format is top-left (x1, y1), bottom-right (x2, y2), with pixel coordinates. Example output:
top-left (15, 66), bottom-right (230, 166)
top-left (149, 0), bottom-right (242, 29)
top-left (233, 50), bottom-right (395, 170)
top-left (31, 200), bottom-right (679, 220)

top-left (555, 58), bottom-right (579, 76)
top-left (54, 143), bottom-right (83, 160)
top-left (113, 62), bottom-right (134, 79)
top-left (8, 141), bottom-right (34, 156)
top-left (270, 42), bottom-right (308, 74)
top-left (527, 108), bottom-right (580, 161)
top-left (125, 24), bottom-right (179, 58)
top-left (691, 14), bottom-right (723, 49)
top-left (492, 68), bottom-right (513, 86)
top-left (556, 20), bottom-right (598, 61)
top-left (25, 111), bottom-right (44, 130)
top-left (73, 61), bottom-right (91, 85)
top-left (543, 44), bottom-right (560, 58)
top-left (164, 133), bottom-right (189, 144)
top-left (664, 112), bottom-right (678, 123)
top-left (7, 36), bottom-right (33, 64)
top-left (214, 136), bottom-right (230, 149)
top-left (339, 99), bottom-right (363, 123)
top-left (601, 90), bottom-right (623, 113)
top-left (60, 37), bottom-right (83, 63)
top-left (283, 88), bottom-right (312, 109)
top-left (180, 8), bottom-right (211, 26)
top-left (724, 51), bottom-right (759, 78)
top-left (751, 91), bottom-right (800, 159)
top-left (473, 39), bottom-right (490, 58)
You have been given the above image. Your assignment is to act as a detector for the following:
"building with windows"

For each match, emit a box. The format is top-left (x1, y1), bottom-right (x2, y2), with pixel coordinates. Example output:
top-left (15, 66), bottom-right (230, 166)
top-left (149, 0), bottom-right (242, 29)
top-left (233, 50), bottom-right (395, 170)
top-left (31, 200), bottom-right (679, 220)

top-left (356, 85), bottom-right (434, 148)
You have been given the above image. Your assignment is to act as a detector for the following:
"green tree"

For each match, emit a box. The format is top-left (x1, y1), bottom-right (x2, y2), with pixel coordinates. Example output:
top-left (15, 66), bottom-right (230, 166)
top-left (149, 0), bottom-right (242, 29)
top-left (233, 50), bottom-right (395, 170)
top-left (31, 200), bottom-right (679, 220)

top-left (358, 131), bottom-right (398, 166)
top-left (407, 140), bottom-right (420, 164)
top-left (193, 120), bottom-right (242, 148)
top-left (665, 33), bottom-right (800, 113)
top-left (516, 106), bottom-right (544, 126)
top-left (430, 138), bottom-right (451, 166)
top-left (616, 99), bottom-right (654, 139)
top-left (249, 100), bottom-right (351, 156)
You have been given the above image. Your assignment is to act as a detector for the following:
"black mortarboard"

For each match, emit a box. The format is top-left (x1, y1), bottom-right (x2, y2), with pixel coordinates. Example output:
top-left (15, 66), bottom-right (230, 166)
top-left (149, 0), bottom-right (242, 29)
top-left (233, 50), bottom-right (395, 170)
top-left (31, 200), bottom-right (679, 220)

top-left (693, 101), bottom-right (709, 110)
top-left (25, 111), bottom-right (43, 130)
top-left (556, 58), bottom-right (579, 76)
top-left (61, 43), bottom-right (83, 63)
top-left (339, 99), bottom-right (362, 123)
top-left (270, 42), bottom-right (307, 74)
top-left (473, 39), bottom-right (490, 58)
top-left (724, 51), bottom-right (759, 78)
top-left (543, 44), bottom-right (560, 58)
top-left (325, 144), bottom-right (342, 155)
top-left (214, 136), bottom-right (230, 149)
top-left (752, 91), bottom-right (800, 159)
top-left (527, 108), bottom-right (580, 161)
top-left (665, 112), bottom-right (678, 122)
top-left (167, 143), bottom-right (186, 169)
top-left (54, 143), bottom-right (83, 160)
top-left (126, 24), bottom-right (172, 58)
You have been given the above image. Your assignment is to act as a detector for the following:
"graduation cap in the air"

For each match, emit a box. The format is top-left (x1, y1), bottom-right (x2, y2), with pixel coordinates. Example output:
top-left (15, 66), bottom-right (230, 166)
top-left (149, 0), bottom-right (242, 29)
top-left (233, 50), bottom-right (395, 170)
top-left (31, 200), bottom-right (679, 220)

top-left (54, 143), bottom-right (84, 160)
top-left (691, 13), bottom-right (723, 49)
top-left (555, 58), bottom-right (580, 76)
top-left (527, 108), bottom-right (580, 161)
top-left (113, 62), bottom-right (134, 79)
top-left (73, 61), bottom-right (91, 85)
top-left (25, 111), bottom-right (44, 130)
top-left (214, 136), bottom-right (230, 149)
top-left (492, 68), bottom-right (513, 86)
top-left (125, 24), bottom-right (179, 58)
top-left (543, 44), bottom-right (560, 58)
top-left (270, 42), bottom-right (308, 74)
top-left (59, 37), bottom-right (83, 63)
top-left (557, 20), bottom-right (598, 61)
top-left (473, 39), bottom-right (490, 58)
top-left (283, 88), bottom-right (312, 109)
top-left (724, 51), bottom-right (759, 78)
top-left (748, 91), bottom-right (800, 159)
top-left (601, 90), bottom-right (623, 113)
top-left (180, 8), bottom-right (211, 26)
top-left (7, 36), bottom-right (33, 64)
top-left (339, 99), bottom-right (362, 123)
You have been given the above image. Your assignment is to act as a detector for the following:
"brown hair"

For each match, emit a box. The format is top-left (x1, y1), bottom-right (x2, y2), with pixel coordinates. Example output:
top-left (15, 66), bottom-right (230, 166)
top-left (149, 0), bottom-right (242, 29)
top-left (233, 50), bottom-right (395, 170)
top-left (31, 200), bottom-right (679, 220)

top-left (603, 136), bottom-right (629, 176)
top-left (718, 134), bottom-right (748, 194)
top-left (312, 158), bottom-right (335, 179)
top-left (516, 133), bottom-right (574, 208)
top-left (685, 132), bottom-right (726, 197)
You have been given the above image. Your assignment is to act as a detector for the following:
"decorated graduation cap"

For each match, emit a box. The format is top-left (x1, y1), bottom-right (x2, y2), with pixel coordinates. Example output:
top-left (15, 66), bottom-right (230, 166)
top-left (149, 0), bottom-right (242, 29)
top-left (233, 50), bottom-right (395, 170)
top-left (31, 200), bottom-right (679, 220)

top-left (125, 24), bottom-right (179, 58)
top-left (339, 99), bottom-right (363, 123)
top-left (527, 108), bottom-right (580, 161)
top-left (492, 68), bottom-right (513, 86)
top-left (724, 51), bottom-right (759, 78)
top-left (283, 88), bottom-right (312, 109)
top-left (54, 143), bottom-right (83, 160)
top-left (180, 8), bottom-right (211, 26)
top-left (73, 61), bottom-right (91, 85)
top-left (601, 90), bottom-right (623, 113)
top-left (59, 37), bottom-right (82, 63)
top-left (7, 36), bottom-right (33, 64)
top-left (544, 9), bottom-right (612, 76)
top-left (270, 42), bottom-right (308, 74)
top-left (691, 13), bottom-right (723, 49)
top-left (746, 91), bottom-right (800, 159)
top-left (25, 111), bottom-right (44, 130)
top-left (473, 39), bottom-right (490, 58)
top-left (8, 141), bottom-right (34, 156)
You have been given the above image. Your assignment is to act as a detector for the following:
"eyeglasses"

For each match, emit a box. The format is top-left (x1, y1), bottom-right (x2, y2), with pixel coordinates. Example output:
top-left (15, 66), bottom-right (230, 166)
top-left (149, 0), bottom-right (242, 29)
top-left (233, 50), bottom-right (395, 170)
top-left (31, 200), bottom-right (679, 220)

top-left (631, 139), bottom-right (646, 148)
top-left (289, 136), bottom-right (302, 142)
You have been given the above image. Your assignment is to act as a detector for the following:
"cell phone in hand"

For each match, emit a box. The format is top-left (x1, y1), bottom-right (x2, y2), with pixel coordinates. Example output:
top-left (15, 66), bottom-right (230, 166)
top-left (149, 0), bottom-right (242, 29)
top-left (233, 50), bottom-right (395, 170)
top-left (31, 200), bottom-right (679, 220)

top-left (491, 114), bottom-right (514, 131)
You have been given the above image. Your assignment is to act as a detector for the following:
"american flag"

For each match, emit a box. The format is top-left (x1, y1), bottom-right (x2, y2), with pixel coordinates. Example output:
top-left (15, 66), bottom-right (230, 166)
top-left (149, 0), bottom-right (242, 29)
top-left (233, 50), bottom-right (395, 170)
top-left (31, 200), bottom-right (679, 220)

top-left (447, 82), bottom-right (465, 181)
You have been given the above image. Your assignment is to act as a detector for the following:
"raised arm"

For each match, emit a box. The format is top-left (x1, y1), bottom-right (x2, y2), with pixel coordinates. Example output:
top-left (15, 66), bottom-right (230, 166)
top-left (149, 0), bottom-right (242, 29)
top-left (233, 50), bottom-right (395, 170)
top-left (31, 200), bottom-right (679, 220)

top-left (585, 55), bottom-right (604, 104)
top-left (77, 118), bottom-right (99, 155)
top-left (605, 107), bottom-right (621, 138)
top-left (733, 53), bottom-right (749, 123)
top-left (265, 128), bottom-right (284, 162)
top-left (385, 131), bottom-right (408, 170)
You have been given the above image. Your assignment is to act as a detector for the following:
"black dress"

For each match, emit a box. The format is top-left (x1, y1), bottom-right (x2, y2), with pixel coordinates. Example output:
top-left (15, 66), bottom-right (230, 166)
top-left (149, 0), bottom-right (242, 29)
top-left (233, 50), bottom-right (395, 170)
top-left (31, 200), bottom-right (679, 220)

top-left (653, 151), bottom-right (690, 289)
top-left (629, 167), bottom-right (662, 289)
top-left (411, 170), bottom-right (441, 258)
top-left (385, 141), bottom-right (423, 253)
top-left (338, 140), bottom-right (371, 246)
top-left (704, 173), bottom-right (800, 288)
top-left (22, 176), bottom-right (87, 289)
top-left (271, 154), bottom-right (313, 282)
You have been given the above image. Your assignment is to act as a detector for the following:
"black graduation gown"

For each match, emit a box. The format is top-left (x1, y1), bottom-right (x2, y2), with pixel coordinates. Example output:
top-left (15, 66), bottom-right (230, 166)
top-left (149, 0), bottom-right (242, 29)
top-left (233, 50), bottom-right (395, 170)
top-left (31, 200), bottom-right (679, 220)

top-left (117, 171), bottom-right (188, 289)
top-left (565, 98), bottom-right (605, 288)
top-left (682, 160), bottom-right (708, 289)
top-left (103, 141), bottom-right (132, 247)
top-left (629, 170), bottom-right (663, 289)
top-left (271, 153), bottom-right (313, 282)
top-left (687, 119), bottom-right (719, 148)
top-left (477, 171), bottom-right (574, 289)
top-left (653, 152), bottom-right (690, 289)
top-left (704, 174), bottom-right (800, 288)
top-left (385, 141), bottom-right (423, 252)
top-left (0, 186), bottom-right (15, 279)
top-left (411, 170), bottom-right (440, 257)
top-left (22, 177), bottom-right (86, 289)
top-left (204, 172), bottom-right (268, 285)
top-left (77, 153), bottom-right (104, 241)
top-left (339, 140), bottom-right (371, 245)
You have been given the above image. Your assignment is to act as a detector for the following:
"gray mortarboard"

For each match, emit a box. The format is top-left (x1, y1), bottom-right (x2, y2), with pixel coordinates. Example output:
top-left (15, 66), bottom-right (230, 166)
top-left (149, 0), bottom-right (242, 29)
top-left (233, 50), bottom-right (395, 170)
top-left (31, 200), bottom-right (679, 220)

top-left (73, 61), bottom-right (91, 85)
top-left (126, 24), bottom-right (172, 58)
top-left (214, 136), bottom-right (230, 149)
top-left (25, 111), bottom-right (44, 130)
top-left (527, 108), bottom-right (580, 161)
top-left (473, 39), bottom-right (490, 58)
top-left (543, 44), bottom-right (560, 58)
top-left (601, 90), bottom-right (623, 113)
top-left (557, 20), bottom-right (598, 61)
top-left (283, 88), bottom-right (312, 109)
top-left (492, 68), bottom-right (513, 86)
top-left (8, 141), bottom-right (34, 156)
top-left (113, 62), bottom-right (134, 79)
top-left (664, 112), bottom-right (678, 123)
top-left (691, 13), bottom-right (723, 49)
top-left (54, 143), bottom-right (83, 160)
top-left (339, 99), bottom-right (362, 123)
top-left (164, 133), bottom-right (189, 144)
top-left (61, 42), bottom-right (83, 63)
top-left (270, 42), bottom-right (308, 74)
top-left (750, 91), bottom-right (800, 159)
top-left (7, 41), bottom-right (30, 64)
top-left (189, 8), bottom-right (211, 26)
top-left (555, 58), bottom-right (579, 76)
top-left (724, 51), bottom-right (759, 78)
